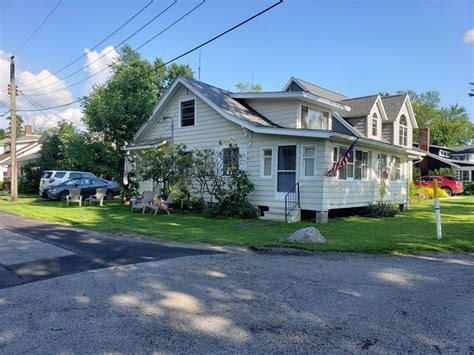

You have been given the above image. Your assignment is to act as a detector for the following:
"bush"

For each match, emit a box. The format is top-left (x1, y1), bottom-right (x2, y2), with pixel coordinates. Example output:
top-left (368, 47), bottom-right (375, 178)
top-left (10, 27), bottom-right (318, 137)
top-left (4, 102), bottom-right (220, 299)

top-left (19, 163), bottom-right (43, 194)
top-left (364, 201), bottom-right (400, 218)
top-left (0, 181), bottom-right (3, 190)
top-left (462, 182), bottom-right (474, 195)
top-left (415, 187), bottom-right (448, 200)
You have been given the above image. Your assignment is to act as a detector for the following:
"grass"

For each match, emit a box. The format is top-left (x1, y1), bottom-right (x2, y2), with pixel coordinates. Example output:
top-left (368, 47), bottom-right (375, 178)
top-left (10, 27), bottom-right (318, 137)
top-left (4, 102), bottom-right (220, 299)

top-left (0, 194), bottom-right (473, 254)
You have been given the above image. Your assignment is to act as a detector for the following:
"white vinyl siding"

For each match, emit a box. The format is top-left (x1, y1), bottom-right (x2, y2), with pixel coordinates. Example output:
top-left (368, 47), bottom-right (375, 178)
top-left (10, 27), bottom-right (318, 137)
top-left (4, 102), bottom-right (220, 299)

top-left (245, 99), bottom-right (298, 128)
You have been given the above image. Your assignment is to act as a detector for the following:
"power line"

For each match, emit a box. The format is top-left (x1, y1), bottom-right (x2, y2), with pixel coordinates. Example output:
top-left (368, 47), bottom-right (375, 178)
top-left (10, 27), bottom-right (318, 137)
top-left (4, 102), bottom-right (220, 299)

top-left (16, 99), bottom-right (81, 112)
top-left (21, 93), bottom-right (57, 125)
top-left (23, 0), bottom-right (282, 98)
top-left (21, 0), bottom-right (178, 93)
top-left (14, 0), bottom-right (63, 55)
top-left (19, 0), bottom-right (155, 89)
top-left (0, 110), bottom-right (10, 117)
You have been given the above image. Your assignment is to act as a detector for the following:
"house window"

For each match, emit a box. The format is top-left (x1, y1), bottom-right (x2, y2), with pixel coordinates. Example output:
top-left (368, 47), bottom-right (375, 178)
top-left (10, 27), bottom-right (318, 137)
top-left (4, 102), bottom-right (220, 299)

top-left (439, 150), bottom-right (450, 158)
top-left (355, 150), bottom-right (369, 180)
top-left (372, 112), bottom-right (378, 136)
top-left (334, 146), bottom-right (354, 180)
top-left (261, 148), bottom-right (273, 177)
top-left (302, 146), bottom-right (316, 177)
top-left (301, 105), bottom-right (329, 130)
top-left (180, 99), bottom-right (195, 127)
top-left (332, 147), bottom-right (339, 178)
top-left (391, 157), bottom-right (401, 180)
top-left (399, 115), bottom-right (408, 146)
top-left (222, 146), bottom-right (239, 174)
top-left (377, 153), bottom-right (389, 179)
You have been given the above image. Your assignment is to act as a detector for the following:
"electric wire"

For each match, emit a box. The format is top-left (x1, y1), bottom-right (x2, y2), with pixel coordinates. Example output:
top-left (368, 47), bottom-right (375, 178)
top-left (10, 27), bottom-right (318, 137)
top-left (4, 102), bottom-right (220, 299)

top-left (19, 0), bottom-right (155, 89)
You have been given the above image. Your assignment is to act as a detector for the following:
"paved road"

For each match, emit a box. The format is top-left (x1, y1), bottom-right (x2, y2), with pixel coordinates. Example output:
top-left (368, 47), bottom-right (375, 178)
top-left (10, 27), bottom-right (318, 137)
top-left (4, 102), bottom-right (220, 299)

top-left (0, 212), bottom-right (218, 289)
top-left (0, 213), bottom-right (473, 353)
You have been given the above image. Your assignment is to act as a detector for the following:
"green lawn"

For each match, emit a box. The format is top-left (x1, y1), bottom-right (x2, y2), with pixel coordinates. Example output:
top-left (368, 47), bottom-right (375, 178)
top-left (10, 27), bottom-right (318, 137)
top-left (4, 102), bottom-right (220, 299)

top-left (0, 195), bottom-right (473, 254)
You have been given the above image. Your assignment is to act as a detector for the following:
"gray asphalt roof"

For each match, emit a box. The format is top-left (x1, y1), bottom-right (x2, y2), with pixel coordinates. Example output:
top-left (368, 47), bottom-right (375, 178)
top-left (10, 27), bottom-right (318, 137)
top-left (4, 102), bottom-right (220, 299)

top-left (181, 77), bottom-right (277, 127)
top-left (381, 94), bottom-right (407, 121)
top-left (0, 134), bottom-right (41, 144)
top-left (339, 95), bottom-right (379, 118)
top-left (291, 77), bottom-right (348, 102)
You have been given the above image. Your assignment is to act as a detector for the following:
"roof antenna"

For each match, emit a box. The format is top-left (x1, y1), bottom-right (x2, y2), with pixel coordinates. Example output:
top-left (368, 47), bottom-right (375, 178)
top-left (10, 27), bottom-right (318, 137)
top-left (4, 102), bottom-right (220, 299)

top-left (198, 50), bottom-right (201, 81)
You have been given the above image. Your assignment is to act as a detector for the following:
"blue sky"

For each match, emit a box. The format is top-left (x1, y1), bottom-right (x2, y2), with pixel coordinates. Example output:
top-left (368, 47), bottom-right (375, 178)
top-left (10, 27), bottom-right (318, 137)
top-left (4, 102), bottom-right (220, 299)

top-left (0, 0), bottom-right (473, 129)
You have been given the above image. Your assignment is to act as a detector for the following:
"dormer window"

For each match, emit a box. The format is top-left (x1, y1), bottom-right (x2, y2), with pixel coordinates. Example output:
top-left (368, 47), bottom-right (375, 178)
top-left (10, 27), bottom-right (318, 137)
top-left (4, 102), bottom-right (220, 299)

top-left (301, 105), bottom-right (329, 129)
top-left (399, 115), bottom-right (408, 146)
top-left (371, 112), bottom-right (378, 136)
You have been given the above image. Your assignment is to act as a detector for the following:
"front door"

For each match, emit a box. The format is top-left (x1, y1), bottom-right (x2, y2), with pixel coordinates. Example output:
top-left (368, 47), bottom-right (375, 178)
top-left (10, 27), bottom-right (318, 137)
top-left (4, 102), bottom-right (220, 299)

top-left (277, 145), bottom-right (297, 199)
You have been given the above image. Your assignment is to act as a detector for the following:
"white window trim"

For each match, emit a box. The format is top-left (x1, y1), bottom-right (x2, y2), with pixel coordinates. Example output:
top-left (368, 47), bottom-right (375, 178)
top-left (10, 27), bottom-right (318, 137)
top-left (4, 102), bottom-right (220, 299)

top-left (301, 145), bottom-right (317, 179)
top-left (179, 96), bottom-right (197, 128)
top-left (298, 102), bottom-right (330, 130)
top-left (371, 115), bottom-right (378, 137)
top-left (354, 149), bottom-right (370, 181)
top-left (260, 147), bottom-right (274, 178)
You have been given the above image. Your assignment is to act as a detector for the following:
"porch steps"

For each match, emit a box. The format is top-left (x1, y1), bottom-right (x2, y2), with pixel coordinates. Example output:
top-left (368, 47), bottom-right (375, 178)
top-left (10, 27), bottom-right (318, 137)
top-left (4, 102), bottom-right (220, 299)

top-left (259, 208), bottom-right (301, 223)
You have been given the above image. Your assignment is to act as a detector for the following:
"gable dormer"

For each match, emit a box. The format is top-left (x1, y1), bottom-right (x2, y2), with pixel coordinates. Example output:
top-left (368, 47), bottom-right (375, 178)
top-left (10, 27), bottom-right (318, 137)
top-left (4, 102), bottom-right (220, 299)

top-left (381, 94), bottom-right (417, 147)
top-left (339, 95), bottom-right (387, 140)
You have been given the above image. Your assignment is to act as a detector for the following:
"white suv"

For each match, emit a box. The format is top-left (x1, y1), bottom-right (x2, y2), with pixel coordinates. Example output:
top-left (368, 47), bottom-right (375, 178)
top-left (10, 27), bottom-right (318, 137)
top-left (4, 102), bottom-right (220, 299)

top-left (39, 170), bottom-right (96, 197)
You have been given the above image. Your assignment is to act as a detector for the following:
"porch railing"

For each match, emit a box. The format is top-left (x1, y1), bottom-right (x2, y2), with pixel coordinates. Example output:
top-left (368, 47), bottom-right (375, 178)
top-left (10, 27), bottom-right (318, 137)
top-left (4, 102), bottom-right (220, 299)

top-left (284, 182), bottom-right (300, 222)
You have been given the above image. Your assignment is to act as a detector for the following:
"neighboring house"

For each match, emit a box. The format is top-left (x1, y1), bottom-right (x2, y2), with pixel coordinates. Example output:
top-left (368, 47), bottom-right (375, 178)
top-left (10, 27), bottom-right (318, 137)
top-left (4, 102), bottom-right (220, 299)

top-left (0, 126), bottom-right (43, 182)
top-left (127, 77), bottom-right (424, 222)
top-left (414, 128), bottom-right (474, 182)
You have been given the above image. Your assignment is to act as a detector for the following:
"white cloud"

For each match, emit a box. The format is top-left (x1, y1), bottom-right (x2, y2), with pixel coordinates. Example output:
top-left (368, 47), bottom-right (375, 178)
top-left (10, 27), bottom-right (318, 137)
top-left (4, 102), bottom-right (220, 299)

top-left (84, 46), bottom-right (118, 94)
top-left (463, 28), bottom-right (474, 43)
top-left (0, 46), bottom-right (118, 131)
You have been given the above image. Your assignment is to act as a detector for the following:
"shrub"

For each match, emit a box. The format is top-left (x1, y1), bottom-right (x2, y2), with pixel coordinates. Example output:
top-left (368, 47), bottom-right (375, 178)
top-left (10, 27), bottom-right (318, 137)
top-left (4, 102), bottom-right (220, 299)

top-left (364, 201), bottom-right (400, 218)
top-left (415, 187), bottom-right (448, 200)
top-left (462, 182), bottom-right (474, 195)
top-left (0, 181), bottom-right (3, 190)
top-left (19, 163), bottom-right (43, 194)
top-left (428, 168), bottom-right (455, 176)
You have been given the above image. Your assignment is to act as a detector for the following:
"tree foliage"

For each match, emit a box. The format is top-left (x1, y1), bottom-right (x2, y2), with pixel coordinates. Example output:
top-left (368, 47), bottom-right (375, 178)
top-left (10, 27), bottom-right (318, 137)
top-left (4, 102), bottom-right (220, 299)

top-left (0, 128), bottom-right (5, 140)
top-left (82, 45), bottom-right (194, 182)
top-left (400, 90), bottom-right (473, 146)
top-left (5, 114), bottom-right (24, 137)
top-left (235, 82), bottom-right (263, 92)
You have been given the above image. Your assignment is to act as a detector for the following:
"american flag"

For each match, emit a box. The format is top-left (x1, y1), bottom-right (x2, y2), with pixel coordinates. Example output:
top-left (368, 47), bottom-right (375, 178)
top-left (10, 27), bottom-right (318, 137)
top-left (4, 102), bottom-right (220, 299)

top-left (326, 138), bottom-right (359, 177)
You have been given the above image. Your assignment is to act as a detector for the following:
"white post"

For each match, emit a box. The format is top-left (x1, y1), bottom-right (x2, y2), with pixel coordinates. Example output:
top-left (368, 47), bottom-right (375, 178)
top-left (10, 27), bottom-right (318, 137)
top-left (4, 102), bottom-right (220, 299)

top-left (433, 178), bottom-right (442, 240)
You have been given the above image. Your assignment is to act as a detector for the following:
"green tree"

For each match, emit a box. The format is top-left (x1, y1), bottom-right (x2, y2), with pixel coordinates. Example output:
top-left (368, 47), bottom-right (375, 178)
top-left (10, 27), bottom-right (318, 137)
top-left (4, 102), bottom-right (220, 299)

top-left (82, 45), bottom-right (194, 182)
top-left (235, 82), bottom-right (263, 92)
top-left (5, 114), bottom-right (24, 137)
top-left (398, 90), bottom-right (474, 146)
top-left (0, 128), bottom-right (5, 140)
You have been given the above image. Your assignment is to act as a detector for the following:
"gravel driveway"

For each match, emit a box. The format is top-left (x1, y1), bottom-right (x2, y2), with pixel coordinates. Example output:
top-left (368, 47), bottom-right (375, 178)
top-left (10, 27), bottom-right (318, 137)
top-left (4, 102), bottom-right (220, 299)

top-left (0, 223), bottom-right (472, 354)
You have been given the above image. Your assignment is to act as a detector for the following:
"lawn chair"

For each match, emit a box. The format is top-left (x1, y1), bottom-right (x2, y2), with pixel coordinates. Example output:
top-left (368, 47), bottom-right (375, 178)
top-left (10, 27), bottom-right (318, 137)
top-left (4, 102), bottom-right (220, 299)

top-left (85, 188), bottom-right (107, 206)
top-left (66, 188), bottom-right (82, 207)
top-left (131, 191), bottom-right (155, 214)
top-left (155, 192), bottom-right (175, 215)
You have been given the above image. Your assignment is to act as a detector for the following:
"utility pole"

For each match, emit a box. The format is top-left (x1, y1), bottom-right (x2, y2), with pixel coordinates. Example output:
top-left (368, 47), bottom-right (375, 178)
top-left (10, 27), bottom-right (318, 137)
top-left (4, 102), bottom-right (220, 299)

top-left (9, 56), bottom-right (18, 202)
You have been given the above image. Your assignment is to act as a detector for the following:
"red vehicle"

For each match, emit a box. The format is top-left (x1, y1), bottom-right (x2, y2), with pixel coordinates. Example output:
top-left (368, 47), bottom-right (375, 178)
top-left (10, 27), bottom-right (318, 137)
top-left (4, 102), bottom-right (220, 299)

top-left (415, 175), bottom-right (464, 196)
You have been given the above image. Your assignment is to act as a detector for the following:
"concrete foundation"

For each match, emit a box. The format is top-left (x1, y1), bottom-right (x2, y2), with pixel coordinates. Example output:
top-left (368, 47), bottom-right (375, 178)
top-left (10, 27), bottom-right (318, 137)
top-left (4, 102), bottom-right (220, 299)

top-left (315, 211), bottom-right (329, 224)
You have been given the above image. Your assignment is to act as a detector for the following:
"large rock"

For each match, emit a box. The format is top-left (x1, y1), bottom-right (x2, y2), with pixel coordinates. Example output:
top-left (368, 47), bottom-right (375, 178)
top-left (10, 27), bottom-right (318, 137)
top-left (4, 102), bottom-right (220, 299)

top-left (288, 227), bottom-right (326, 244)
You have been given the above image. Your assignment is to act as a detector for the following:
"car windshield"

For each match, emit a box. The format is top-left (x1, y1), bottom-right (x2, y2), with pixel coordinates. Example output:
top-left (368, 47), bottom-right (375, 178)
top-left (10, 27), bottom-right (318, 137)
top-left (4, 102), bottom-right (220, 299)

top-left (444, 176), bottom-right (457, 181)
top-left (42, 171), bottom-right (53, 178)
top-left (64, 178), bottom-right (81, 186)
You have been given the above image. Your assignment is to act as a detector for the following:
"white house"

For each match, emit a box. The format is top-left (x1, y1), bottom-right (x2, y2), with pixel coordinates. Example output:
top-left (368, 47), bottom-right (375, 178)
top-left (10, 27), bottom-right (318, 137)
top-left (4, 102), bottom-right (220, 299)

top-left (127, 77), bottom-right (424, 222)
top-left (0, 126), bottom-right (43, 182)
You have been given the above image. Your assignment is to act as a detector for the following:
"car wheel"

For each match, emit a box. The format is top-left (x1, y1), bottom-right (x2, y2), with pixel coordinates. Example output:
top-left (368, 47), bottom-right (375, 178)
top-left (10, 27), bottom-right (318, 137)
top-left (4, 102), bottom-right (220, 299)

top-left (442, 187), bottom-right (452, 196)
top-left (105, 190), bottom-right (114, 200)
top-left (59, 191), bottom-right (68, 201)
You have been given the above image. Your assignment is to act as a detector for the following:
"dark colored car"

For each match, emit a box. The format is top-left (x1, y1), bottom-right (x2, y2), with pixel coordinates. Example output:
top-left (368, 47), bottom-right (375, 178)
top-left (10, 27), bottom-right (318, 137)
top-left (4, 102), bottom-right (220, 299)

top-left (44, 177), bottom-right (120, 201)
top-left (415, 175), bottom-right (464, 195)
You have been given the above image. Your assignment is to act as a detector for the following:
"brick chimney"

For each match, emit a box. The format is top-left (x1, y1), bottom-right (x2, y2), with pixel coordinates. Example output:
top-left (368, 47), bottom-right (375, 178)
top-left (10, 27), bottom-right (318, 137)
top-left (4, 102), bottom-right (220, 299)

top-left (418, 127), bottom-right (430, 152)
top-left (24, 125), bottom-right (33, 136)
